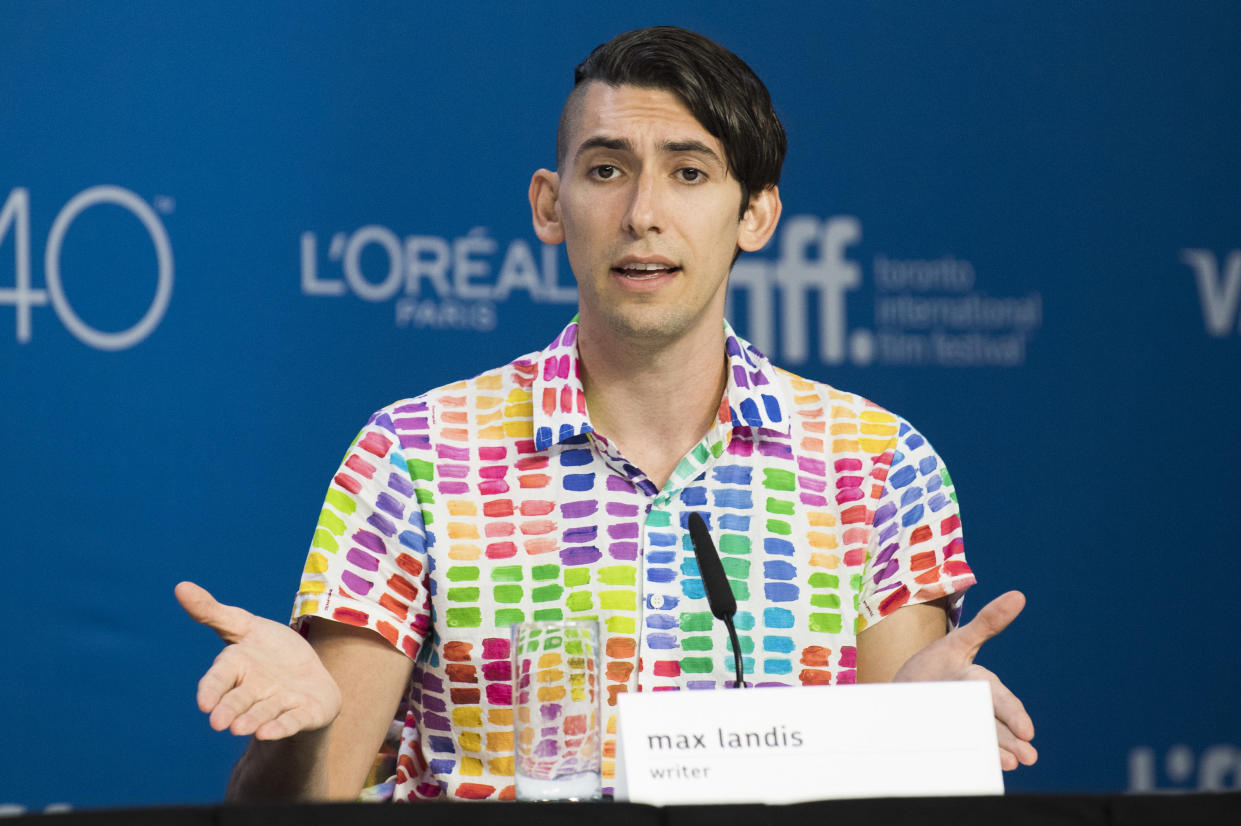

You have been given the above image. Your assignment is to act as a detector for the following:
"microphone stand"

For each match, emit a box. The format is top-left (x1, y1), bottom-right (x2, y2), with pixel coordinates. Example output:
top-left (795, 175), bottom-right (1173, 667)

top-left (688, 511), bottom-right (746, 689)
top-left (723, 615), bottom-right (744, 690)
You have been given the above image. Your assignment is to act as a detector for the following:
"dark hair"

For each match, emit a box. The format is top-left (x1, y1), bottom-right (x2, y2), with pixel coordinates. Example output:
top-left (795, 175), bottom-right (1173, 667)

top-left (557, 26), bottom-right (786, 215)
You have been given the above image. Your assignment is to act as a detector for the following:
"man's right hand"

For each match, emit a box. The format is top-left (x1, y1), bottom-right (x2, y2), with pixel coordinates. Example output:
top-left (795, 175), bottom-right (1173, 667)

top-left (175, 581), bottom-right (342, 741)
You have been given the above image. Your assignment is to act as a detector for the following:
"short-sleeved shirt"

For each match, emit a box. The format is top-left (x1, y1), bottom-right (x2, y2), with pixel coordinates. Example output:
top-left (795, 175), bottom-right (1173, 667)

top-left (292, 319), bottom-right (975, 801)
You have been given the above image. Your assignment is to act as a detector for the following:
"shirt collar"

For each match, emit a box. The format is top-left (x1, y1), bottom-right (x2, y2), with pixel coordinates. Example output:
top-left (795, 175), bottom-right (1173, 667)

top-left (530, 320), bottom-right (594, 452)
top-left (531, 318), bottom-right (792, 452)
top-left (721, 320), bottom-right (792, 435)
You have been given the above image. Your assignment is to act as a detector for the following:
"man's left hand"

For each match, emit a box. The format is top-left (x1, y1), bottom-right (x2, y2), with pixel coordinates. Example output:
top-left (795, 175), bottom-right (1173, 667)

top-left (893, 590), bottom-right (1038, 770)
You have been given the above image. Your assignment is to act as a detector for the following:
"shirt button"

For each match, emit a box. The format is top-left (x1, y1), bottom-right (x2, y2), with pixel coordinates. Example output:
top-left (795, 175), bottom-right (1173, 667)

top-left (650, 594), bottom-right (666, 610)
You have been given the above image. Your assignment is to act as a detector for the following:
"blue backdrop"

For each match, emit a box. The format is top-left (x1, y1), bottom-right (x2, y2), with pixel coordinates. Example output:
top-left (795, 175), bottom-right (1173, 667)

top-left (3, 0), bottom-right (1239, 811)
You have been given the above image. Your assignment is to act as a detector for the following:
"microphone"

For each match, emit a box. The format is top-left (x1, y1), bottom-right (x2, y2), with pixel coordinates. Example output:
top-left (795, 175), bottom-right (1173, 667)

top-left (687, 511), bottom-right (745, 688)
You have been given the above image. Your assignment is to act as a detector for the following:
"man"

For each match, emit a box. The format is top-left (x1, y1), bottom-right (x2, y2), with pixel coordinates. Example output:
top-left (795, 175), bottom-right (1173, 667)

top-left (177, 26), bottom-right (1037, 802)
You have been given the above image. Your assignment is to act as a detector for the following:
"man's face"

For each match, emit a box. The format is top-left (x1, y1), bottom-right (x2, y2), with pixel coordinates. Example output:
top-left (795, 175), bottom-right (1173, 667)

top-left (540, 82), bottom-right (767, 348)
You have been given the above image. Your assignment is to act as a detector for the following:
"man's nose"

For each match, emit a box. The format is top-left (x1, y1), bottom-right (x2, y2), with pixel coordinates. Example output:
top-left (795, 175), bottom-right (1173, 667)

top-left (623, 172), bottom-right (663, 236)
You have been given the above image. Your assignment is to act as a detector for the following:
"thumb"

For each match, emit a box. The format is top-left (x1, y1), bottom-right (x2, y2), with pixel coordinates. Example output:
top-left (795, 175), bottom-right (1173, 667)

top-left (174, 581), bottom-right (254, 643)
top-left (955, 590), bottom-right (1026, 658)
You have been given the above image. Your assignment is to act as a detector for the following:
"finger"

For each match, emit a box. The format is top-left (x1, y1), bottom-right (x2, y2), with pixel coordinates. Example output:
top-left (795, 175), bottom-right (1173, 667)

top-left (953, 590), bottom-right (1026, 658)
top-left (208, 681), bottom-right (265, 733)
top-left (175, 581), bottom-right (254, 643)
top-left (1017, 740), bottom-right (1038, 766)
top-left (230, 695), bottom-right (290, 737)
top-left (255, 706), bottom-right (315, 741)
top-left (1012, 739), bottom-right (1039, 766)
top-left (983, 665), bottom-right (1037, 770)
top-left (987, 670), bottom-right (1035, 742)
top-left (195, 653), bottom-right (243, 714)
top-left (997, 722), bottom-right (1039, 768)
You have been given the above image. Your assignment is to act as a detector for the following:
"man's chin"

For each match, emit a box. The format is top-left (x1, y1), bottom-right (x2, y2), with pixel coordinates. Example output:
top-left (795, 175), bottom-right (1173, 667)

top-left (587, 306), bottom-right (701, 349)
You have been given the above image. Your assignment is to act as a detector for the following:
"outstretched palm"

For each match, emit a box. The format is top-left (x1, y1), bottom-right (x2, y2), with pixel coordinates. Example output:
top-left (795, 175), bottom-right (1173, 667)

top-left (175, 581), bottom-right (342, 740)
top-left (894, 591), bottom-right (1038, 770)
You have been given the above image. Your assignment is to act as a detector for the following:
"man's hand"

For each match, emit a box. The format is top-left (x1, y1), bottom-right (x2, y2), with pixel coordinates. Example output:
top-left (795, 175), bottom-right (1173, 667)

top-left (175, 581), bottom-right (342, 741)
top-left (892, 590), bottom-right (1038, 770)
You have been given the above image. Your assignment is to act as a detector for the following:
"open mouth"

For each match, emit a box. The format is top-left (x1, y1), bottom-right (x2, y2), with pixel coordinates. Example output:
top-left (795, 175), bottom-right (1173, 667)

top-left (614, 263), bottom-right (680, 280)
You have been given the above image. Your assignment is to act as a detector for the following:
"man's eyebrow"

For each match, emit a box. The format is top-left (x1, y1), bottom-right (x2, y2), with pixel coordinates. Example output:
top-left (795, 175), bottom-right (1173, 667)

top-left (575, 136), bottom-right (633, 160)
top-left (662, 139), bottom-right (722, 163)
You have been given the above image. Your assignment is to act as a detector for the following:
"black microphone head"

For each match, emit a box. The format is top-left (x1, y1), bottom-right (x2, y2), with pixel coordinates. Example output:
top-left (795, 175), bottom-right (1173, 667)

top-left (687, 511), bottom-right (736, 621)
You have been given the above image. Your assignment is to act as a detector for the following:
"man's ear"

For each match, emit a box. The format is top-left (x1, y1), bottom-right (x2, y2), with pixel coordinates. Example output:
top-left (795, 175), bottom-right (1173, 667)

top-left (737, 185), bottom-right (782, 253)
top-left (529, 168), bottom-right (564, 245)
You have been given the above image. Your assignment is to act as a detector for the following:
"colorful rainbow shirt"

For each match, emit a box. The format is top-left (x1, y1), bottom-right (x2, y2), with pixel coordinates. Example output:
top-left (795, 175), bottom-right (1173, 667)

top-left (292, 320), bottom-right (975, 801)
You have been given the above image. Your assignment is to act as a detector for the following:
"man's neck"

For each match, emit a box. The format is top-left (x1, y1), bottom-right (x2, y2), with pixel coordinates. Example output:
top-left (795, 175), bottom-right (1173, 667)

top-left (576, 317), bottom-right (729, 491)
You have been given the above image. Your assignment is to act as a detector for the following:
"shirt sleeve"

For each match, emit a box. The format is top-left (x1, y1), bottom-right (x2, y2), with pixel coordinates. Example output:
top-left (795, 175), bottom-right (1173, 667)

top-left (292, 406), bottom-right (434, 660)
top-left (859, 417), bottom-right (976, 628)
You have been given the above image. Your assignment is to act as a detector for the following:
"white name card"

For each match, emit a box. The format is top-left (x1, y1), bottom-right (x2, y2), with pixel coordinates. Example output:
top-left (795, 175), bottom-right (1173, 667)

top-left (614, 681), bottom-right (1003, 805)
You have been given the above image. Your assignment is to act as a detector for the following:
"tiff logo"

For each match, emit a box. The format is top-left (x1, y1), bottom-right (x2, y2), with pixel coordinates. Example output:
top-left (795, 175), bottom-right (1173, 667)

top-left (729, 215), bottom-right (863, 364)
top-left (1182, 249), bottom-right (1241, 337)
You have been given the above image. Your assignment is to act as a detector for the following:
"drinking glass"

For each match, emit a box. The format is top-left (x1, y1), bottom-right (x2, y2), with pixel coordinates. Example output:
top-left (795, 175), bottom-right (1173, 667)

top-left (511, 619), bottom-right (602, 801)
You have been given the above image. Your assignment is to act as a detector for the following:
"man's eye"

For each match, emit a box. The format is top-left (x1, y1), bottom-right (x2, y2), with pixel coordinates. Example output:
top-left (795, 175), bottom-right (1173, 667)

top-left (678, 167), bottom-right (705, 182)
top-left (591, 165), bottom-right (618, 179)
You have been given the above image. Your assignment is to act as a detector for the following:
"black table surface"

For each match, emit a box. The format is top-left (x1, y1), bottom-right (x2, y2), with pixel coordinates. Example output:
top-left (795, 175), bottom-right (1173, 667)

top-left (10, 794), bottom-right (1241, 826)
